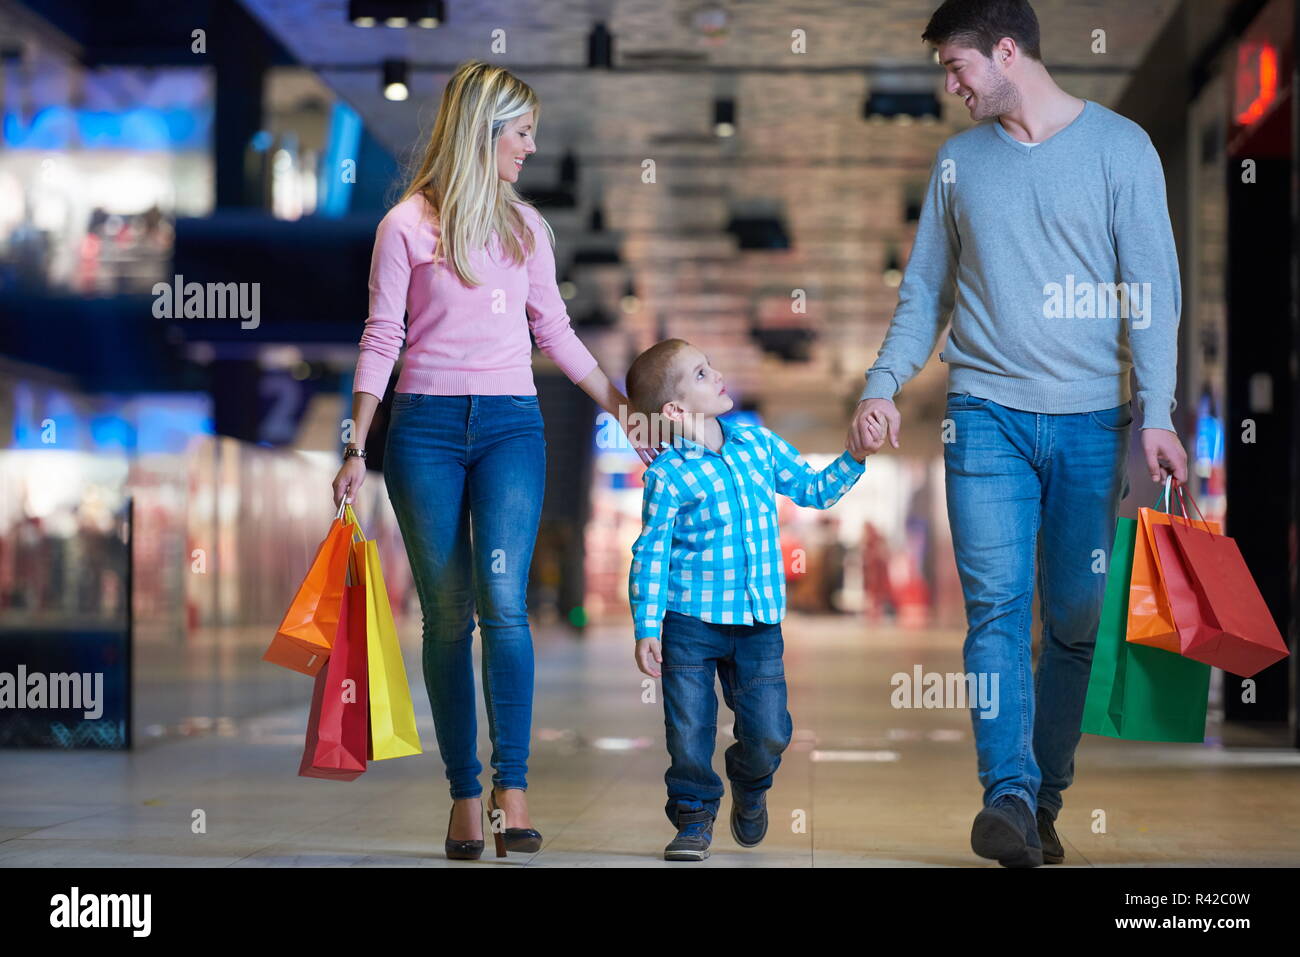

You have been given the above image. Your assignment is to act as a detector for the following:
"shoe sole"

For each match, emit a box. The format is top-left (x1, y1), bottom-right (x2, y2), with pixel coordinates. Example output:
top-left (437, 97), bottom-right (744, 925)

top-left (730, 812), bottom-right (767, 848)
top-left (1042, 848), bottom-right (1065, 864)
top-left (971, 809), bottom-right (1043, 868)
top-left (664, 848), bottom-right (710, 861)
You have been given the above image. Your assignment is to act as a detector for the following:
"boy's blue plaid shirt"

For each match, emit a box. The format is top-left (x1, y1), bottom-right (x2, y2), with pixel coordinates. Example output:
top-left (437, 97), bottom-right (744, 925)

top-left (629, 418), bottom-right (865, 641)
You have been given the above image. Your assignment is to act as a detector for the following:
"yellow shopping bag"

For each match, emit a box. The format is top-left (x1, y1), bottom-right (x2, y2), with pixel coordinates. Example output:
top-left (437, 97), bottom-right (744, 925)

top-left (349, 510), bottom-right (422, 760)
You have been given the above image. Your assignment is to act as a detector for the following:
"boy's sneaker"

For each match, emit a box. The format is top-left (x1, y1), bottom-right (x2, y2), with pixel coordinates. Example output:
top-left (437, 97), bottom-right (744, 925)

top-left (1037, 807), bottom-right (1065, 864)
top-left (664, 802), bottom-right (714, 861)
top-left (729, 790), bottom-right (768, 848)
top-left (970, 794), bottom-right (1043, 868)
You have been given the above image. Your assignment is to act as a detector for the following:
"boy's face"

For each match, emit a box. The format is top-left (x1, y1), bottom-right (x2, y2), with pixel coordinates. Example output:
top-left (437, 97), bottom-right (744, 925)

top-left (661, 345), bottom-right (734, 421)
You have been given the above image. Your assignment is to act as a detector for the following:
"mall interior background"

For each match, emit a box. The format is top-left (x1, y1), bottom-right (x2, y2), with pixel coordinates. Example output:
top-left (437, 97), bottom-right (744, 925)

top-left (0, 0), bottom-right (1295, 751)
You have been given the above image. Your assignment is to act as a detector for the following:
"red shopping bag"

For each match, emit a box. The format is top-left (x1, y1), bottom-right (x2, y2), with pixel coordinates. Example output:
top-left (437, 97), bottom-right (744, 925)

top-left (298, 543), bottom-right (370, 781)
top-left (1165, 485), bottom-right (1290, 678)
top-left (1152, 522), bottom-right (1219, 655)
top-left (1128, 480), bottom-right (1221, 652)
top-left (265, 499), bottom-right (357, 674)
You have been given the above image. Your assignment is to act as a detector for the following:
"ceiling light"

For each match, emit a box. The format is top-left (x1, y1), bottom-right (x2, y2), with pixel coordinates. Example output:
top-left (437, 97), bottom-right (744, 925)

top-left (588, 22), bottom-right (614, 68)
top-left (621, 278), bottom-right (639, 313)
top-left (348, 1), bottom-right (444, 28)
top-left (382, 59), bottom-right (409, 101)
top-left (864, 91), bottom-right (941, 121)
top-left (883, 247), bottom-right (903, 287)
top-left (713, 98), bottom-right (736, 137)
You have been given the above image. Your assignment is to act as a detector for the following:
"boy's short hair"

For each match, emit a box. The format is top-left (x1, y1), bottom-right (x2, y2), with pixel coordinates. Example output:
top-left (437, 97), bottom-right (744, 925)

top-left (626, 338), bottom-right (693, 419)
top-left (922, 0), bottom-right (1043, 62)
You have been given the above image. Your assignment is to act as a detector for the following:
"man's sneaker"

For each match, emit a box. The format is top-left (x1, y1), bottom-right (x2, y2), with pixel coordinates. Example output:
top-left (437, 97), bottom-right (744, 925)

top-left (970, 794), bottom-right (1043, 868)
top-left (730, 790), bottom-right (768, 848)
top-left (664, 803), bottom-right (714, 861)
top-left (1037, 808), bottom-right (1065, 864)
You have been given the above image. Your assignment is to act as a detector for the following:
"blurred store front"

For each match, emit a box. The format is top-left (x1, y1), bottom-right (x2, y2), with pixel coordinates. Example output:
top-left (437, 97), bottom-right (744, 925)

top-left (0, 0), bottom-right (1294, 754)
top-left (1119, 0), bottom-right (1298, 741)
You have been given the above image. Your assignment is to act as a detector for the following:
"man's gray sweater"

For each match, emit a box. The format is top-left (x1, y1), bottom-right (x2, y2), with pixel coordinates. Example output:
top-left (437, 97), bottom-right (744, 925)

top-left (860, 99), bottom-right (1181, 432)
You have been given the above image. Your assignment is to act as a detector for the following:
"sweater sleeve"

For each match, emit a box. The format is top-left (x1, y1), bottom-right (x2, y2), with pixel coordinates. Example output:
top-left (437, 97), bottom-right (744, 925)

top-left (354, 204), bottom-right (413, 401)
top-left (521, 206), bottom-right (601, 385)
top-left (1114, 139), bottom-right (1181, 432)
top-left (860, 147), bottom-right (959, 402)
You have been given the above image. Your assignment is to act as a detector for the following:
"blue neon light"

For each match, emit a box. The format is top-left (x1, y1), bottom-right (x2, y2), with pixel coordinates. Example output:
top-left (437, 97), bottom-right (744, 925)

top-left (3, 105), bottom-right (212, 150)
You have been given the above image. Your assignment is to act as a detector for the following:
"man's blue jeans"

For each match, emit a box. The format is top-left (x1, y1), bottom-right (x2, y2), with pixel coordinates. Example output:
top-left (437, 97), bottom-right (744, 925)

top-left (384, 393), bottom-right (546, 799)
top-left (943, 392), bottom-right (1132, 819)
top-left (659, 609), bottom-right (794, 824)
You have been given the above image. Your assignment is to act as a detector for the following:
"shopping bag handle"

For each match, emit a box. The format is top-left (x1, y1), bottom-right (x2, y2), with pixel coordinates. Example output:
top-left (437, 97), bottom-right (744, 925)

top-left (1150, 475), bottom-right (1174, 512)
top-left (1171, 481), bottom-right (1215, 538)
top-left (342, 503), bottom-right (366, 543)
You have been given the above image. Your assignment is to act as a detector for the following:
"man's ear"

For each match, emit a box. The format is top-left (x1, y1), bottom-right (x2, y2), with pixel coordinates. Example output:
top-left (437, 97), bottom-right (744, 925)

top-left (995, 37), bottom-right (1017, 67)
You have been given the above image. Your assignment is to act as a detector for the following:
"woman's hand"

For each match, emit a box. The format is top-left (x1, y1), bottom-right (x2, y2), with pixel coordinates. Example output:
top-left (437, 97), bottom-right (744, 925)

top-left (332, 455), bottom-right (368, 508)
top-left (633, 442), bottom-right (662, 466)
top-left (570, 369), bottom-right (663, 467)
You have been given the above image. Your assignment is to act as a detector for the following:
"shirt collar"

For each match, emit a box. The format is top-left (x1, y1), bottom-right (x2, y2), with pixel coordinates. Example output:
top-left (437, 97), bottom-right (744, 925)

top-left (664, 417), bottom-right (752, 457)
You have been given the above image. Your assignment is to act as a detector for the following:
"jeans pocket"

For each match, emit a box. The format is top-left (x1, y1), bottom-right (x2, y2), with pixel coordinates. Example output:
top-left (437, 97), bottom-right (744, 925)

top-left (392, 392), bottom-right (425, 408)
top-left (1087, 402), bottom-right (1134, 432)
top-left (946, 392), bottom-right (992, 410)
top-left (508, 394), bottom-right (540, 409)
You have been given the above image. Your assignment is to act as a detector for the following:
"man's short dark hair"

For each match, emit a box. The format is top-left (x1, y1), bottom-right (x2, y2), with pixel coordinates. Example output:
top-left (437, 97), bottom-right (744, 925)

top-left (922, 0), bottom-right (1043, 62)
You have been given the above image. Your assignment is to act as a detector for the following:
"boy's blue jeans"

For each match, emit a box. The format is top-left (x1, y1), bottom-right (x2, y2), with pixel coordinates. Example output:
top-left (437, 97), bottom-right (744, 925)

top-left (943, 392), bottom-right (1132, 819)
top-left (383, 393), bottom-right (546, 799)
top-left (658, 609), bottom-right (794, 825)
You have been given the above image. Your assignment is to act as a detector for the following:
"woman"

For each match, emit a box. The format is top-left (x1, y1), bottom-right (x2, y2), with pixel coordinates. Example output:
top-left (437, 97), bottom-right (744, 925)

top-left (332, 60), bottom-right (653, 860)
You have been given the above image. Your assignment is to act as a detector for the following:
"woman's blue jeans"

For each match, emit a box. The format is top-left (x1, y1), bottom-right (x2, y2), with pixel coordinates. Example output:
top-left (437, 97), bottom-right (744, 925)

top-left (943, 392), bottom-right (1132, 819)
top-left (383, 393), bottom-right (546, 799)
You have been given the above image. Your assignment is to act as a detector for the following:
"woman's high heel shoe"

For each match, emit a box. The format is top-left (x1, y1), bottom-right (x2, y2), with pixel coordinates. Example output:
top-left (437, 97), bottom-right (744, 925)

top-left (444, 799), bottom-right (485, 861)
top-left (486, 787), bottom-right (543, 857)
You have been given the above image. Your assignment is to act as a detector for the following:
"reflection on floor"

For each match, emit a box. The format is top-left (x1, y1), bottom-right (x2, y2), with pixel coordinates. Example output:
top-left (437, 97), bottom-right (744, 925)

top-left (2, 613), bottom-right (1298, 867)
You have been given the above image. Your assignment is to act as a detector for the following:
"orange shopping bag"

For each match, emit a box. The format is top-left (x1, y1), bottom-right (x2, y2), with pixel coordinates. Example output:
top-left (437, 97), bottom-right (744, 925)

top-left (299, 535), bottom-right (369, 780)
top-left (1127, 479), bottom-right (1220, 652)
top-left (264, 499), bottom-right (361, 675)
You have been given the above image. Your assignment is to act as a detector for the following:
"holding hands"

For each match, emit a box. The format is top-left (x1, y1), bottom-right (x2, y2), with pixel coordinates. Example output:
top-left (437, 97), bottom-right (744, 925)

top-left (848, 398), bottom-right (898, 461)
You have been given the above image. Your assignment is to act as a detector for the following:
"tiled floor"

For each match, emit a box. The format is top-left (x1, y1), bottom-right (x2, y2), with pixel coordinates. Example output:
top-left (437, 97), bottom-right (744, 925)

top-left (2, 613), bottom-right (1298, 867)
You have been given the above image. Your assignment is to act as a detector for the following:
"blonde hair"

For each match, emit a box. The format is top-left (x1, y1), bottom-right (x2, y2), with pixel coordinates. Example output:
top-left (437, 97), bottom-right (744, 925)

top-left (626, 339), bottom-right (694, 418)
top-left (396, 60), bottom-right (553, 287)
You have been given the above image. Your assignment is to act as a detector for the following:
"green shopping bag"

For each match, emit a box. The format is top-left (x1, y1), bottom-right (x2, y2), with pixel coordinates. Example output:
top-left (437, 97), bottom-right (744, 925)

top-left (1081, 517), bottom-right (1210, 743)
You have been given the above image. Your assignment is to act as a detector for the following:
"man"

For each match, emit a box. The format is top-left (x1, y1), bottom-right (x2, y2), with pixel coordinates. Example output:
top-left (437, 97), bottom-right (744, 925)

top-left (847, 0), bottom-right (1188, 867)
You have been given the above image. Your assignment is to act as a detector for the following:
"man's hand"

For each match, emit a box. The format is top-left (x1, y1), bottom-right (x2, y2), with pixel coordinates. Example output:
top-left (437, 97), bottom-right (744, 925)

top-left (635, 637), bottom-right (662, 678)
top-left (849, 398), bottom-right (901, 458)
top-left (849, 412), bottom-right (887, 462)
top-left (1141, 428), bottom-right (1188, 484)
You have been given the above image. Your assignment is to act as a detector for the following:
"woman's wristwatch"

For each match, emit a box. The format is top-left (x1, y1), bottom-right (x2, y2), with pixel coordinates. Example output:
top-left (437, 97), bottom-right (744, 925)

top-left (343, 445), bottom-right (367, 461)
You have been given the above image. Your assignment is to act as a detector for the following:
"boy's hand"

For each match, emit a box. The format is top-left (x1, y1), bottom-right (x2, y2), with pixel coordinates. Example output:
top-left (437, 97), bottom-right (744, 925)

top-left (850, 411), bottom-right (887, 462)
top-left (635, 637), bottom-right (663, 678)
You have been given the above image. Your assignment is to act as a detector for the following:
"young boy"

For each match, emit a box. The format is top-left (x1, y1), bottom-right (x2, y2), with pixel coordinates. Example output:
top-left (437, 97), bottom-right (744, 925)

top-left (625, 338), bottom-right (886, 861)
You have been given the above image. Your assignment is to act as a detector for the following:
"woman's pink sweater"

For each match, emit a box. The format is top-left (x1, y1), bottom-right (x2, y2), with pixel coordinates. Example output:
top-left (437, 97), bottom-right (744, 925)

top-left (353, 195), bottom-right (600, 400)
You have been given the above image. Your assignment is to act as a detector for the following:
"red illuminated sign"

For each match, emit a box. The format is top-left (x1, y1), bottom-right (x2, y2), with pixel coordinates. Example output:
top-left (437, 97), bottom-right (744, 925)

top-left (1234, 42), bottom-right (1279, 127)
